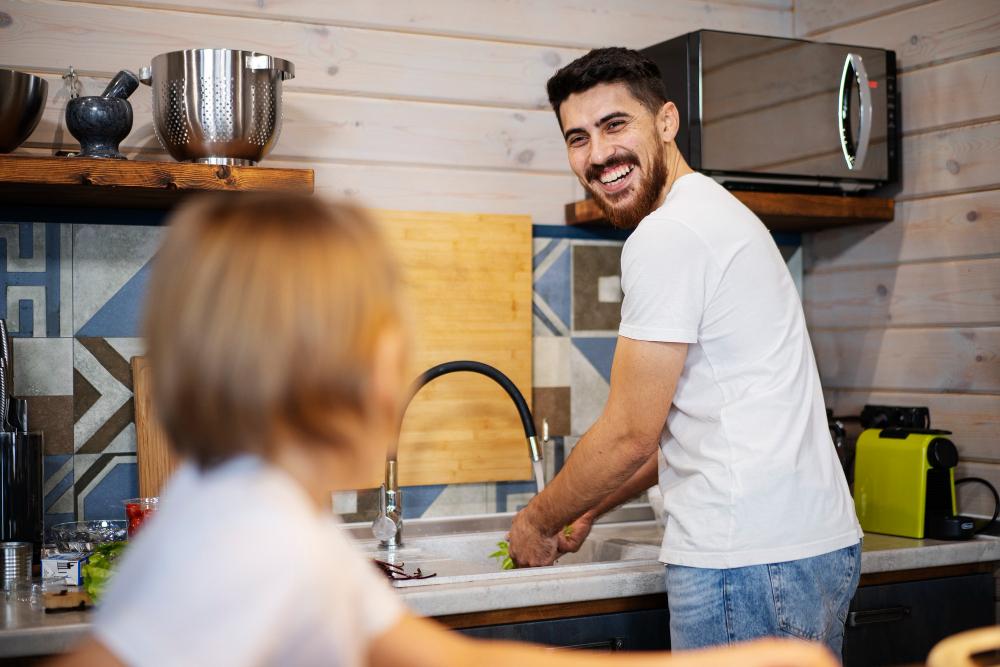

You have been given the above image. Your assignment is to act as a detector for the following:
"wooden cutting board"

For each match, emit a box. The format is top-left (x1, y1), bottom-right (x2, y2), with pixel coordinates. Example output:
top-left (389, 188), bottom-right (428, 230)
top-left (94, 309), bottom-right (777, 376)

top-left (134, 209), bottom-right (533, 496)
top-left (132, 355), bottom-right (173, 499)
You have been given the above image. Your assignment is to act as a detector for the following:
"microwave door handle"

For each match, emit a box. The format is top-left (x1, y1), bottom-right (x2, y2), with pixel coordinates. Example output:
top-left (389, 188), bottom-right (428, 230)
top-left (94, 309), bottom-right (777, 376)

top-left (838, 53), bottom-right (873, 170)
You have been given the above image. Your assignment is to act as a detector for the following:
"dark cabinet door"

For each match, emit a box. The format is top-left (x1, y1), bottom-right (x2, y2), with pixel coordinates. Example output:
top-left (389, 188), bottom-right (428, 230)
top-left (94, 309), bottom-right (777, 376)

top-left (843, 573), bottom-right (995, 666)
top-left (456, 573), bottom-right (993, 662)
top-left (458, 609), bottom-right (670, 651)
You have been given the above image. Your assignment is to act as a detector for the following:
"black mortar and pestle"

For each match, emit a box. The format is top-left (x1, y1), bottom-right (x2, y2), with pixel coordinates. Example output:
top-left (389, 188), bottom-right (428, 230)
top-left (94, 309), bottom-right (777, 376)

top-left (66, 70), bottom-right (139, 159)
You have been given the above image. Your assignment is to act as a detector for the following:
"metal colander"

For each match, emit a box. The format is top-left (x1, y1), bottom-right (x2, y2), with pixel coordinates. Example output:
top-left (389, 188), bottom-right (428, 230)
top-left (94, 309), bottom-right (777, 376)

top-left (139, 49), bottom-right (294, 166)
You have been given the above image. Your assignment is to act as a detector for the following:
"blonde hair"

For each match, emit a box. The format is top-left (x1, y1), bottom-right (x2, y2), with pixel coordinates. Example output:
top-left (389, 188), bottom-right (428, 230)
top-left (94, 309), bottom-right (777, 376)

top-left (143, 194), bottom-right (402, 467)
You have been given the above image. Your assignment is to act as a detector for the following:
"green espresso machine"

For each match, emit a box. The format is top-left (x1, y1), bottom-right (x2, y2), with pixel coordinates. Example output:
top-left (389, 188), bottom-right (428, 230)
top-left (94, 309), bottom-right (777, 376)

top-left (853, 428), bottom-right (976, 540)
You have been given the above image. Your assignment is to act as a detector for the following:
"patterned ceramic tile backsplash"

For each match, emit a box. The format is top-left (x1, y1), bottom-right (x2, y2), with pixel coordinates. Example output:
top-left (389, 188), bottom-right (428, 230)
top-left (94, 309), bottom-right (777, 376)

top-left (2, 220), bottom-right (800, 533)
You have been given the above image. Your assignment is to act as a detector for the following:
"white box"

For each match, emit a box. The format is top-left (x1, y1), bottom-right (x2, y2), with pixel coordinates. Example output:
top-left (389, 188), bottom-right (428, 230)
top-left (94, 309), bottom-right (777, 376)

top-left (42, 553), bottom-right (89, 586)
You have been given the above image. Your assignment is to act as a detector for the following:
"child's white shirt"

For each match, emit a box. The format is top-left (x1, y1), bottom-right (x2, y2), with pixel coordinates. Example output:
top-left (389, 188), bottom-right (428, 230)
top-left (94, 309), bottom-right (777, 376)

top-left (94, 456), bottom-right (404, 666)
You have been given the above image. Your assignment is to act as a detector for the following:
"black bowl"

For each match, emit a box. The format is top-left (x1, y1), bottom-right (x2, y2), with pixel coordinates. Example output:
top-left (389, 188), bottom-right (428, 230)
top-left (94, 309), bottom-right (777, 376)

top-left (0, 69), bottom-right (47, 153)
top-left (66, 96), bottom-right (133, 159)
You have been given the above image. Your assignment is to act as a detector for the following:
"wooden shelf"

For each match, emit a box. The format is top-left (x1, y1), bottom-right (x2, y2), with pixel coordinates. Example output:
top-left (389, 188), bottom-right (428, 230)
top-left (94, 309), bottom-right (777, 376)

top-left (0, 154), bottom-right (314, 212)
top-left (565, 190), bottom-right (894, 233)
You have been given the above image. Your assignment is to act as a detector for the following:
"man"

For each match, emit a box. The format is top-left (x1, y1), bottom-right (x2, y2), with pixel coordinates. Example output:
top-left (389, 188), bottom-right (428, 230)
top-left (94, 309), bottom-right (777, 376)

top-left (509, 48), bottom-right (863, 656)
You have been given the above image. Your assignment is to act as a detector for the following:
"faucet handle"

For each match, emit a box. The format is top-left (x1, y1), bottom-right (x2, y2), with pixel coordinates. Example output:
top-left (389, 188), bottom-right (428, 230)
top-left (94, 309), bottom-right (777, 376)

top-left (385, 488), bottom-right (402, 519)
top-left (372, 484), bottom-right (398, 543)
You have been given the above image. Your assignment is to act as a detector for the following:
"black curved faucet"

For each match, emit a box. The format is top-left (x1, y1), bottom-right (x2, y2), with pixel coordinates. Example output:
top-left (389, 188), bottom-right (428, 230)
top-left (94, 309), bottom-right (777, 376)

top-left (378, 360), bottom-right (541, 547)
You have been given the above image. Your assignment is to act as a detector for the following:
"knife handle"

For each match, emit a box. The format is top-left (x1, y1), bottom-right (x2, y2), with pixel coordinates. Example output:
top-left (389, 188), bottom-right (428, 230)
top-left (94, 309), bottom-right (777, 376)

top-left (0, 319), bottom-right (9, 365)
top-left (0, 320), bottom-right (10, 431)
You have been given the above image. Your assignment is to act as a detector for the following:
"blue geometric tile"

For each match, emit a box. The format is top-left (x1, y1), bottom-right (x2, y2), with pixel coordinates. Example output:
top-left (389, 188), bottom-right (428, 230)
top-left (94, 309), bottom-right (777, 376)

top-left (534, 244), bottom-right (571, 332)
top-left (0, 223), bottom-right (64, 337)
top-left (571, 337), bottom-right (618, 383)
top-left (532, 303), bottom-right (566, 337)
top-left (571, 242), bottom-right (623, 332)
top-left (74, 337), bottom-right (136, 455)
top-left (44, 454), bottom-right (75, 529)
top-left (495, 480), bottom-right (536, 513)
top-left (74, 453), bottom-right (137, 521)
top-left (77, 259), bottom-right (152, 337)
top-left (401, 484), bottom-right (447, 519)
top-left (45, 512), bottom-right (76, 533)
top-left (72, 225), bottom-right (163, 335)
top-left (532, 238), bottom-right (560, 271)
top-left (570, 344), bottom-right (610, 436)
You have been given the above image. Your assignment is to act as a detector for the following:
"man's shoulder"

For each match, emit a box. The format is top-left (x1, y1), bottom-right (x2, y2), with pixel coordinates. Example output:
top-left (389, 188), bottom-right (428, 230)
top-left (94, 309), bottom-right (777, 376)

top-left (648, 174), bottom-right (766, 240)
top-left (662, 174), bottom-right (751, 216)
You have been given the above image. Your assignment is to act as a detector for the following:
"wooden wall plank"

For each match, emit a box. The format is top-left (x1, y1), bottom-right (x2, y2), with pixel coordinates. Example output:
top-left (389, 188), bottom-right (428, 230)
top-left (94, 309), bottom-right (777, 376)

top-left (824, 389), bottom-right (1000, 462)
top-left (899, 120), bottom-right (1000, 199)
top-left (26, 74), bottom-right (569, 173)
top-left (66, 0), bottom-right (792, 49)
top-left (775, 119), bottom-right (1000, 200)
top-left (901, 50), bottom-right (1000, 134)
top-left (0, 0), bottom-right (582, 109)
top-left (805, 191), bottom-right (1000, 271)
top-left (811, 327), bottom-right (1000, 393)
top-left (811, 0), bottom-right (1000, 70)
top-left (803, 1), bottom-right (1000, 471)
top-left (286, 161), bottom-right (585, 227)
top-left (794, 0), bottom-right (925, 37)
top-left (805, 257), bottom-right (1000, 328)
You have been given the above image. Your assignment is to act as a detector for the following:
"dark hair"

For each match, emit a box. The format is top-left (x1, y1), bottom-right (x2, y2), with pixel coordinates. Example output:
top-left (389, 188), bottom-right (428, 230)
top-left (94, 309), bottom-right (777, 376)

top-left (546, 47), bottom-right (668, 124)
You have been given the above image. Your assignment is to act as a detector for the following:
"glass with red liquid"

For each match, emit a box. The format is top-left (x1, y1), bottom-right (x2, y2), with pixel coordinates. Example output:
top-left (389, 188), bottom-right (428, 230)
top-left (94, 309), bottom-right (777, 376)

top-left (123, 497), bottom-right (158, 538)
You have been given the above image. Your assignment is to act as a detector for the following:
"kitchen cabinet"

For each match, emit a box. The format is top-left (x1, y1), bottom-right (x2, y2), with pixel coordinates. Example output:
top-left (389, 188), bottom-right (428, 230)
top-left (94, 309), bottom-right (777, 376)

top-left (445, 567), bottom-right (996, 664)
top-left (459, 609), bottom-right (669, 651)
top-left (843, 572), bottom-right (994, 666)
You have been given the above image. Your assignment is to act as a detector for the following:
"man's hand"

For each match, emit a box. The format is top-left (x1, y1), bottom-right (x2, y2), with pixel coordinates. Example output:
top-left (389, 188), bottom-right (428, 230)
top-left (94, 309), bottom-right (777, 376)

top-left (508, 504), bottom-right (559, 567)
top-left (557, 514), bottom-right (594, 554)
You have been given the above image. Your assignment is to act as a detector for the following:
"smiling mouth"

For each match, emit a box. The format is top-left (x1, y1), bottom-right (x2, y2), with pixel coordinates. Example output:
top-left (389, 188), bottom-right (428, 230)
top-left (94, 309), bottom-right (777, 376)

top-left (593, 163), bottom-right (637, 196)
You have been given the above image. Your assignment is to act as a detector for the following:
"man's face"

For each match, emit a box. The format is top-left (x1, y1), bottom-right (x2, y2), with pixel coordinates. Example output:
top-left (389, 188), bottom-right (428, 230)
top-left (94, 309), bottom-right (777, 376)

top-left (559, 82), bottom-right (668, 229)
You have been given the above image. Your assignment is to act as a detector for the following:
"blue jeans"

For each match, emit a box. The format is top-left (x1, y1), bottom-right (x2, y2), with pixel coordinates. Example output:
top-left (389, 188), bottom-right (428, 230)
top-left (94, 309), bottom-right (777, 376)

top-left (666, 542), bottom-right (862, 657)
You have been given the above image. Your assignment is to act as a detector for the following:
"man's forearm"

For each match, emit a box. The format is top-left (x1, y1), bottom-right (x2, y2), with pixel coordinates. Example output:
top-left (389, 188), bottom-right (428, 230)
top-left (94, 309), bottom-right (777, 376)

top-left (525, 419), bottom-right (658, 535)
top-left (582, 451), bottom-right (658, 522)
top-left (519, 338), bottom-right (684, 539)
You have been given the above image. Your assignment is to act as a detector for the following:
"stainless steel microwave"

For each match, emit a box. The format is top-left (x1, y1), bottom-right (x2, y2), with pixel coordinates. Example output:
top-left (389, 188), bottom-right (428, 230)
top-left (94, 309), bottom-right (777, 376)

top-left (641, 30), bottom-right (898, 192)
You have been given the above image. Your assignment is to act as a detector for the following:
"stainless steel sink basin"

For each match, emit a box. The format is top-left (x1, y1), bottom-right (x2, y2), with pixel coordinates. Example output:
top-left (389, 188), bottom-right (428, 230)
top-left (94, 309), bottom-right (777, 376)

top-left (351, 510), bottom-right (664, 588)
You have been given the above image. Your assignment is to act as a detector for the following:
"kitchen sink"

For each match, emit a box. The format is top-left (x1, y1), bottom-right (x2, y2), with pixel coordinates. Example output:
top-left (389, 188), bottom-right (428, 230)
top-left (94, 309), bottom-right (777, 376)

top-left (351, 511), bottom-right (664, 588)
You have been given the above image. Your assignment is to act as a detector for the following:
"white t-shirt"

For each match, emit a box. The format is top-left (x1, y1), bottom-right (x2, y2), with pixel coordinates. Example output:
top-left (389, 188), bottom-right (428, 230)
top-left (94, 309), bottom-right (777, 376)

top-left (94, 457), bottom-right (403, 666)
top-left (619, 172), bottom-right (862, 569)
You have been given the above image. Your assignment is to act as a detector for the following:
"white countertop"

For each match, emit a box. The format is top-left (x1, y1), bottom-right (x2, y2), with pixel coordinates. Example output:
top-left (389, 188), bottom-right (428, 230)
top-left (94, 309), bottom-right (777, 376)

top-left (3, 531), bottom-right (999, 658)
top-left (399, 532), bottom-right (1000, 617)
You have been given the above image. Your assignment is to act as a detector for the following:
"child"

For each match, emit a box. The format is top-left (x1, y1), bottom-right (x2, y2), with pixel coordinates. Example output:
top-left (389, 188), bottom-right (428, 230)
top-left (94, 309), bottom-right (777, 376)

top-left (51, 194), bottom-right (835, 667)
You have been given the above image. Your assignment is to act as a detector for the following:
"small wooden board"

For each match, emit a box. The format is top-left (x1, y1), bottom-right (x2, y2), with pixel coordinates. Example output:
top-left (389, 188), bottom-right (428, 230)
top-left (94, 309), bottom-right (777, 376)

top-left (132, 356), bottom-right (176, 499)
top-left (43, 587), bottom-right (93, 612)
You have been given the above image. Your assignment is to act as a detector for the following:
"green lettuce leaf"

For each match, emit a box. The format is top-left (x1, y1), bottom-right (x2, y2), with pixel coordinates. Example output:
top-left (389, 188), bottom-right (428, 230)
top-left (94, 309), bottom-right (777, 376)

top-left (81, 541), bottom-right (128, 602)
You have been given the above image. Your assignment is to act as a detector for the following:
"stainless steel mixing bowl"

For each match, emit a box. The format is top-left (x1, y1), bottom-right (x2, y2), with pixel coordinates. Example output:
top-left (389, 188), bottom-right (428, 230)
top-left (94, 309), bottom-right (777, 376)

top-left (0, 69), bottom-right (48, 153)
top-left (139, 49), bottom-right (294, 166)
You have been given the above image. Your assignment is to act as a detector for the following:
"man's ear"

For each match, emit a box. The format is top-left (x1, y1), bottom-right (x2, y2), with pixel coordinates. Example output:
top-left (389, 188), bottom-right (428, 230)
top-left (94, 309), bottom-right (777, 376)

top-left (657, 101), bottom-right (680, 143)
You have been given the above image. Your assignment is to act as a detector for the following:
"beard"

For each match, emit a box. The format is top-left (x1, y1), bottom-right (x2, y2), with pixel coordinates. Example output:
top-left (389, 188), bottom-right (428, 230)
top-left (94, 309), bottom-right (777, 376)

top-left (583, 141), bottom-right (668, 230)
